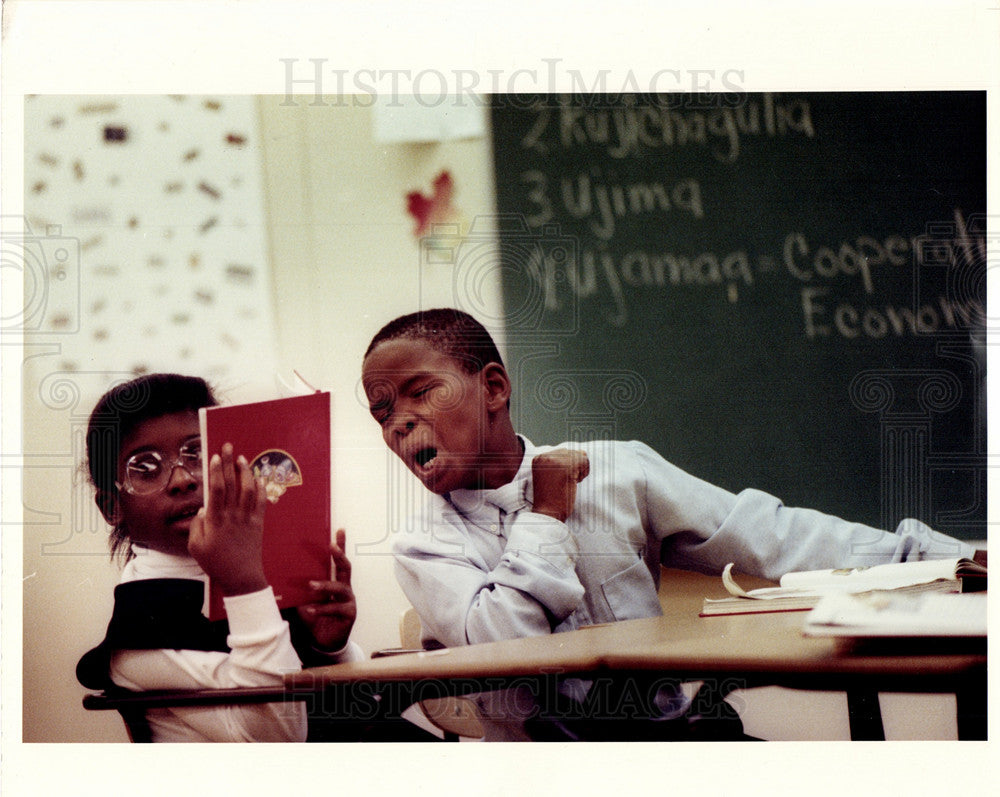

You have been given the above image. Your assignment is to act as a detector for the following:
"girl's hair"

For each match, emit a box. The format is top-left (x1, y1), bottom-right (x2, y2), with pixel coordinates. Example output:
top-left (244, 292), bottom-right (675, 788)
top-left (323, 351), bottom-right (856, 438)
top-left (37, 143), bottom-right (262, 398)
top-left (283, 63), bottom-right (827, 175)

top-left (363, 308), bottom-right (505, 374)
top-left (86, 373), bottom-right (217, 562)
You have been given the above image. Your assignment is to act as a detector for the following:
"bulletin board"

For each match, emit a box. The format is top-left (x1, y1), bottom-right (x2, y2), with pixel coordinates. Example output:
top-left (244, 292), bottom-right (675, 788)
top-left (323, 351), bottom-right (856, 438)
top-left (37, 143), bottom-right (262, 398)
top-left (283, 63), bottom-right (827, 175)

top-left (20, 95), bottom-right (277, 387)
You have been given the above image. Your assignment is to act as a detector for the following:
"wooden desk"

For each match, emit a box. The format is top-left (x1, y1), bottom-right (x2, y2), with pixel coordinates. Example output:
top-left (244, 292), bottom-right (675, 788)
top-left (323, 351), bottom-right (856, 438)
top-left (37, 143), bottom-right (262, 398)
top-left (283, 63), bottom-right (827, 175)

top-left (284, 568), bottom-right (985, 739)
top-left (85, 569), bottom-right (985, 739)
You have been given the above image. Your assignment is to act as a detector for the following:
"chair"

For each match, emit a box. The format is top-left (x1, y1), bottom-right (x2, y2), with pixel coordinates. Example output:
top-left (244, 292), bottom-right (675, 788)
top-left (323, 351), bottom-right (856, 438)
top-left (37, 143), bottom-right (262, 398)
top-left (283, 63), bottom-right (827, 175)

top-left (82, 684), bottom-right (298, 742)
top-left (399, 608), bottom-right (484, 741)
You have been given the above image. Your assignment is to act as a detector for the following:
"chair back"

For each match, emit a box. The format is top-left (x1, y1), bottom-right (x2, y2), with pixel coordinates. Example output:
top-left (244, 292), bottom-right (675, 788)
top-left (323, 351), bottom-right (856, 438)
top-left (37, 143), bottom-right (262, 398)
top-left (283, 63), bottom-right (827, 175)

top-left (399, 608), bottom-right (484, 741)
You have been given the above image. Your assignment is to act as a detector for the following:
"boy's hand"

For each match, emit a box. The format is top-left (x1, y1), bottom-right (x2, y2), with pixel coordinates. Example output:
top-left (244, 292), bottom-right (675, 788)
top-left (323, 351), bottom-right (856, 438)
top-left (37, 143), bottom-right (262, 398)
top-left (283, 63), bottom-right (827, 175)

top-left (188, 443), bottom-right (268, 597)
top-left (531, 448), bottom-right (590, 522)
top-left (297, 529), bottom-right (357, 652)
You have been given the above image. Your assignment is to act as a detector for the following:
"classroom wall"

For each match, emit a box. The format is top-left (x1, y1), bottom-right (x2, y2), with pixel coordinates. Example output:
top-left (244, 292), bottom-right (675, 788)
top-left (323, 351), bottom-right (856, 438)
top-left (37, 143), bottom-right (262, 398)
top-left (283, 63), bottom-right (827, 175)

top-left (20, 95), bottom-right (501, 743)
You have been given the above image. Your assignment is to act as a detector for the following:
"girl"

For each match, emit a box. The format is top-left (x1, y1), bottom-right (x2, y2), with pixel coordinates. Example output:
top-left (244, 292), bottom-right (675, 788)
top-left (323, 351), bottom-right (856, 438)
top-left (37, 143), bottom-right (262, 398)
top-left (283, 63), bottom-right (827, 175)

top-left (76, 373), bottom-right (360, 742)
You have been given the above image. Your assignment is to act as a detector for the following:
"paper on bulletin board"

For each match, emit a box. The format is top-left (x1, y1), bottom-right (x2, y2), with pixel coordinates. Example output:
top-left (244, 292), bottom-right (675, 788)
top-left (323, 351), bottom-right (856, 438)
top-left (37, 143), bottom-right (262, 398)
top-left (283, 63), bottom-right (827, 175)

top-left (372, 95), bottom-right (486, 143)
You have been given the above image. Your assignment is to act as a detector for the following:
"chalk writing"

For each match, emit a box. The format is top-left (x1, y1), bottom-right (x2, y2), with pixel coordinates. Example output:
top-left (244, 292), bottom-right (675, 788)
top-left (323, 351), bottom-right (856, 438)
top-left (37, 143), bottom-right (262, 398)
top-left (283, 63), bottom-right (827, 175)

top-left (517, 218), bottom-right (983, 335)
top-left (560, 172), bottom-right (703, 240)
top-left (526, 244), bottom-right (752, 326)
top-left (783, 231), bottom-right (914, 294)
top-left (800, 288), bottom-right (984, 340)
top-left (521, 93), bottom-right (814, 162)
top-left (502, 95), bottom-right (985, 340)
top-left (521, 169), bottom-right (702, 240)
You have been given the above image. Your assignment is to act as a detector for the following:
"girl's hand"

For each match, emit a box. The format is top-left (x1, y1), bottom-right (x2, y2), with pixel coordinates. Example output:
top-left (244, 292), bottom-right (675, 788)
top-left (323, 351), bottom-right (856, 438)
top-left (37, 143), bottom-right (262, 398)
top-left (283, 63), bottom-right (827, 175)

top-left (297, 529), bottom-right (357, 652)
top-left (188, 443), bottom-right (268, 597)
top-left (531, 448), bottom-right (590, 522)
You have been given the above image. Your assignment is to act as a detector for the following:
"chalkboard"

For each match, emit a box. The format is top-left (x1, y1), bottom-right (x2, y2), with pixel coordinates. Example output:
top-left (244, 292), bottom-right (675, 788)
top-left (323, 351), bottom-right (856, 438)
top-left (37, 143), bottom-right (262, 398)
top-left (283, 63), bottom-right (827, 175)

top-left (489, 92), bottom-right (986, 539)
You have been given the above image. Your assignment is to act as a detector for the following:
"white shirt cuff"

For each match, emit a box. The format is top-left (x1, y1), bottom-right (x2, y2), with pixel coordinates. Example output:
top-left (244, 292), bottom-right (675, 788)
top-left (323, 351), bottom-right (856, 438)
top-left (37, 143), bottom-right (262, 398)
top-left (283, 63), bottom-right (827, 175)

top-left (222, 585), bottom-right (286, 639)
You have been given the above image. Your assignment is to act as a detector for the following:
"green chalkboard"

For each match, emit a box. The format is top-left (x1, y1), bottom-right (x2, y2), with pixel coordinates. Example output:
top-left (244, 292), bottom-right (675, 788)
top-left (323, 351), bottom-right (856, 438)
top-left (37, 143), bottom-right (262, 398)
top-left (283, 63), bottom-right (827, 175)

top-left (489, 92), bottom-right (986, 539)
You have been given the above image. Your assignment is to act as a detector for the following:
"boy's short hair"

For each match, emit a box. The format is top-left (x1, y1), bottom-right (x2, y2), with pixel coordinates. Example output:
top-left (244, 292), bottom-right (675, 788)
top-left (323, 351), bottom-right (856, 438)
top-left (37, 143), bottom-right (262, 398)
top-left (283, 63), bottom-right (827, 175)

top-left (364, 308), bottom-right (505, 375)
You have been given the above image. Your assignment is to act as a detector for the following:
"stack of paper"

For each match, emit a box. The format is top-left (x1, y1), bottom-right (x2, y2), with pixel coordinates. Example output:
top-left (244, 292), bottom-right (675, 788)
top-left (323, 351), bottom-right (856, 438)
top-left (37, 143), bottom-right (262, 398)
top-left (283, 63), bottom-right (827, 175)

top-left (803, 591), bottom-right (986, 638)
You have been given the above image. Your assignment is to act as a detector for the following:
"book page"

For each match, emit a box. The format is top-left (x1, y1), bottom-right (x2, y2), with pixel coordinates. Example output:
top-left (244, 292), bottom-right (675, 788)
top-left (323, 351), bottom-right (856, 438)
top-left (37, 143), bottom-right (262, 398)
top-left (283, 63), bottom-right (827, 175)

top-left (780, 558), bottom-right (968, 592)
top-left (720, 558), bottom-right (975, 600)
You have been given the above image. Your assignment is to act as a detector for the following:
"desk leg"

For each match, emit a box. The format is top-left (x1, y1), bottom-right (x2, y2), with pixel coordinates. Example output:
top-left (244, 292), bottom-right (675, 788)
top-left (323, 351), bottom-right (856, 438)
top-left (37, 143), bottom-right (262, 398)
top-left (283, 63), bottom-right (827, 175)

top-left (846, 689), bottom-right (885, 741)
top-left (955, 680), bottom-right (987, 741)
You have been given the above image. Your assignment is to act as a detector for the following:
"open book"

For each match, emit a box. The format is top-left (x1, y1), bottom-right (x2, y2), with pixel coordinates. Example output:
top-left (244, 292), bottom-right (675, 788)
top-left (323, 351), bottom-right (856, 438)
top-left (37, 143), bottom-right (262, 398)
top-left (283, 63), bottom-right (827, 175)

top-left (803, 591), bottom-right (987, 638)
top-left (200, 390), bottom-right (332, 621)
top-left (700, 557), bottom-right (986, 617)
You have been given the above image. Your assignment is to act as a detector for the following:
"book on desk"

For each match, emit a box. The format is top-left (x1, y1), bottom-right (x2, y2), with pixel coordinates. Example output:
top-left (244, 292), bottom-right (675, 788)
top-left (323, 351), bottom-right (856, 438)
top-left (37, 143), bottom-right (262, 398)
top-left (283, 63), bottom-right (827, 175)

top-left (802, 590), bottom-right (986, 638)
top-left (700, 557), bottom-right (986, 617)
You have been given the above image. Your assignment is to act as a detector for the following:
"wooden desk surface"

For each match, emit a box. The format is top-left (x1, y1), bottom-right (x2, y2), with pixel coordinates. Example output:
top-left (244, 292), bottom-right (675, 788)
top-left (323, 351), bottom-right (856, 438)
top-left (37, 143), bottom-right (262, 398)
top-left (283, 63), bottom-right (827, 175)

top-left (286, 568), bottom-right (985, 693)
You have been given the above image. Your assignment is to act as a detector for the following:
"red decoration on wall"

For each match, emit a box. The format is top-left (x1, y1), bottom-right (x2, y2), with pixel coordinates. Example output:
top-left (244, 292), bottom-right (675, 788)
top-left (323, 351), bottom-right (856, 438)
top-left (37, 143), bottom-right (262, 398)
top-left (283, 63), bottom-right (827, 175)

top-left (406, 170), bottom-right (459, 237)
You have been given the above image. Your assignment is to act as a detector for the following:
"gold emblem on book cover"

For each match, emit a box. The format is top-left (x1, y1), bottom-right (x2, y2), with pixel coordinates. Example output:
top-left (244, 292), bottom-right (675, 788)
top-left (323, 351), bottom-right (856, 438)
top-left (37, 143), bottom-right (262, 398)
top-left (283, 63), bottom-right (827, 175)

top-left (250, 449), bottom-right (303, 503)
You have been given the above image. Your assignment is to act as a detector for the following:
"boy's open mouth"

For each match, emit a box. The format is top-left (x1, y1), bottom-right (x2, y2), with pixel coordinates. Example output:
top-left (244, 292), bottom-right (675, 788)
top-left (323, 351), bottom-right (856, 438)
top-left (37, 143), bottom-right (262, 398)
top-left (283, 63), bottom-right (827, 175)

top-left (414, 447), bottom-right (438, 470)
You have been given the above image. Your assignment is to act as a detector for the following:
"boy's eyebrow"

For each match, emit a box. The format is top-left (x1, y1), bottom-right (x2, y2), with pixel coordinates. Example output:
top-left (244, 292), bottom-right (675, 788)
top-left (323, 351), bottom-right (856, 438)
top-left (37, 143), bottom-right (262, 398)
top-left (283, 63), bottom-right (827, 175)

top-left (398, 373), bottom-right (434, 393)
top-left (367, 371), bottom-right (436, 405)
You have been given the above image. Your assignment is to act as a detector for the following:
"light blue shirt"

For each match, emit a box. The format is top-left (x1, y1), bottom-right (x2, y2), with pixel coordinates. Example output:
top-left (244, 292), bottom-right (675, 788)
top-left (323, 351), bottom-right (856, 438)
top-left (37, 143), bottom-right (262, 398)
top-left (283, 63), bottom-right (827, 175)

top-left (393, 437), bottom-right (973, 651)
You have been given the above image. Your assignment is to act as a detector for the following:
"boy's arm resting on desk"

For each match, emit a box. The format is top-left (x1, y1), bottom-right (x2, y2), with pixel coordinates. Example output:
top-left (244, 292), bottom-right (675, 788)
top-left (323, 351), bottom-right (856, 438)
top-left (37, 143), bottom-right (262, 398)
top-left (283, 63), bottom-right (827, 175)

top-left (393, 509), bottom-right (585, 648)
top-left (630, 442), bottom-right (977, 579)
top-left (110, 585), bottom-right (307, 742)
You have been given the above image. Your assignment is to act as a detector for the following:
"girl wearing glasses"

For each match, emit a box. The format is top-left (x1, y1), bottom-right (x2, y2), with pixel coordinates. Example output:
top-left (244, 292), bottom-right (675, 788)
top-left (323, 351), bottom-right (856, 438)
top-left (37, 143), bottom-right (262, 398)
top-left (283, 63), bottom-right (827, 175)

top-left (76, 373), bottom-right (360, 742)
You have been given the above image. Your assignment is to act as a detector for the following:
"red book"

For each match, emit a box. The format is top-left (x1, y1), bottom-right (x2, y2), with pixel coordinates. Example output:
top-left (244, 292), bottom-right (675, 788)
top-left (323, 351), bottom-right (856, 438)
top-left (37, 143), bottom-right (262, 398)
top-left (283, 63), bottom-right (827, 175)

top-left (199, 392), bottom-right (332, 621)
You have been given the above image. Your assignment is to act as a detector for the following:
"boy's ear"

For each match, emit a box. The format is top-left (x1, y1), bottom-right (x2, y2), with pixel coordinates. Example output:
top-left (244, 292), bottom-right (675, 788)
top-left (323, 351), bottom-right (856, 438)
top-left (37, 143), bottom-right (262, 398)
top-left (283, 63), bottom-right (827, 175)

top-left (481, 363), bottom-right (512, 411)
top-left (95, 489), bottom-right (120, 526)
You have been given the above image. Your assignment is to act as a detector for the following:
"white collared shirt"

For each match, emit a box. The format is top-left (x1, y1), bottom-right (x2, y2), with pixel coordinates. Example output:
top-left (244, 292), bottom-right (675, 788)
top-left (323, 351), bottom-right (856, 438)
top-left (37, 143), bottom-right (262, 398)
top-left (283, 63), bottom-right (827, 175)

top-left (110, 546), bottom-right (360, 742)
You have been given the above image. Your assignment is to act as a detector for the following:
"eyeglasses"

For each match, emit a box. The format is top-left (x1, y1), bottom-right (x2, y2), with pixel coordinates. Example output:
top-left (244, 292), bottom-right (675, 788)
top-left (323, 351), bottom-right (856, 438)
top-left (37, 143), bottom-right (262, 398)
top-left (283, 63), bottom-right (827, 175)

top-left (116, 440), bottom-right (203, 496)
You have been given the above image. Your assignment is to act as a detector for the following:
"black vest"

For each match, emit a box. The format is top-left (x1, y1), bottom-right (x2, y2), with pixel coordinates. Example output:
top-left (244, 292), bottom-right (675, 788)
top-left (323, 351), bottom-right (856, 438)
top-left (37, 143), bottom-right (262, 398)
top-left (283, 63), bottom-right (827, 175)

top-left (77, 578), bottom-right (332, 742)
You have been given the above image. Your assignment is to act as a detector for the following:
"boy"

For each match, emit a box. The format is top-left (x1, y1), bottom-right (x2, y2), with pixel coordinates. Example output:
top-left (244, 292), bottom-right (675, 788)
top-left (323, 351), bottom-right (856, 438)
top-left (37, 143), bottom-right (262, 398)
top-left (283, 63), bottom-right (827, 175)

top-left (361, 308), bottom-right (984, 740)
